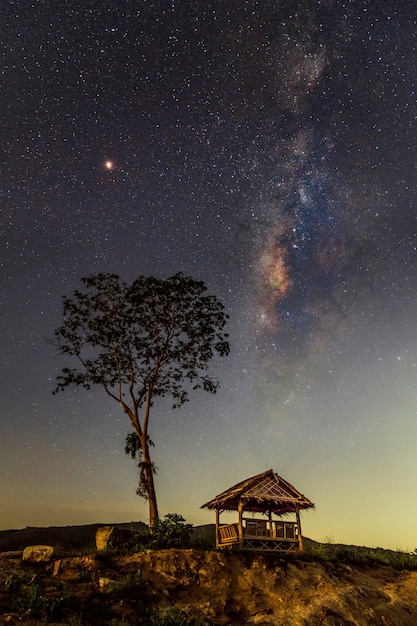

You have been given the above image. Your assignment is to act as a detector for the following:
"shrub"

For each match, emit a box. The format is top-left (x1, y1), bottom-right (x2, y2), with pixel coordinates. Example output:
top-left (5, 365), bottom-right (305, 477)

top-left (117, 513), bottom-right (194, 553)
top-left (97, 514), bottom-right (196, 555)
top-left (5, 571), bottom-right (85, 621)
top-left (148, 514), bottom-right (193, 549)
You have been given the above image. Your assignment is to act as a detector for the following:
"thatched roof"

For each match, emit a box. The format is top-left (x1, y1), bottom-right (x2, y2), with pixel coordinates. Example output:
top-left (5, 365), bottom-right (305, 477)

top-left (201, 469), bottom-right (314, 515)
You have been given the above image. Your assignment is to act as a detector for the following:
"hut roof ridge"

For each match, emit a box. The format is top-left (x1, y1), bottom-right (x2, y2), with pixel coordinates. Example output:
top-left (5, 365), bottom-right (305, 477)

top-left (201, 468), bottom-right (314, 515)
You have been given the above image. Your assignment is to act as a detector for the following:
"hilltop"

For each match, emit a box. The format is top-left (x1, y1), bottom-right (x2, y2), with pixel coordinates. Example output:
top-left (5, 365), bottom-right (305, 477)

top-left (0, 522), bottom-right (148, 553)
top-left (1, 523), bottom-right (417, 625)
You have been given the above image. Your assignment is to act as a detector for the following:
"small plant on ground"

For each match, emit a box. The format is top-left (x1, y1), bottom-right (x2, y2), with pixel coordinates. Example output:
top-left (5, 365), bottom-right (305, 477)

top-left (75, 568), bottom-right (92, 582)
top-left (48, 580), bottom-right (86, 621)
top-left (5, 570), bottom-right (35, 594)
top-left (148, 607), bottom-right (205, 626)
top-left (5, 571), bottom-right (47, 617)
top-left (111, 569), bottom-right (142, 595)
top-left (67, 616), bottom-right (85, 626)
top-left (4, 570), bottom-right (85, 621)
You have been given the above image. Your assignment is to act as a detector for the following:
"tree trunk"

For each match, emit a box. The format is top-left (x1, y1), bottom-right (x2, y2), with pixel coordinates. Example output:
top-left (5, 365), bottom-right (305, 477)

top-left (142, 439), bottom-right (159, 527)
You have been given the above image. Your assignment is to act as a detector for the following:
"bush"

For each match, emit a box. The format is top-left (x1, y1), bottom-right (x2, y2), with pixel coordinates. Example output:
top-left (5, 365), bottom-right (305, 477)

top-left (5, 571), bottom-right (85, 621)
top-left (148, 514), bottom-right (193, 549)
top-left (100, 514), bottom-right (194, 556)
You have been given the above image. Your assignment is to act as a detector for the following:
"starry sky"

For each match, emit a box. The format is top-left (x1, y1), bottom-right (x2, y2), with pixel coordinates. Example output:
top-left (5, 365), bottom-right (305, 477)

top-left (2, 0), bottom-right (417, 550)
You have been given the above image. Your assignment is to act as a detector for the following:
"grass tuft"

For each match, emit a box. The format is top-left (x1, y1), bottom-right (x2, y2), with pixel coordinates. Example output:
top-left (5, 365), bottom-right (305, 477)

top-left (147, 607), bottom-right (206, 626)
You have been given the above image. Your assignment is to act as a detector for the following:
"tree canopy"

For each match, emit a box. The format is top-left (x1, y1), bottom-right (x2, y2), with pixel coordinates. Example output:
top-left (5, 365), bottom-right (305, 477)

top-left (53, 271), bottom-right (230, 525)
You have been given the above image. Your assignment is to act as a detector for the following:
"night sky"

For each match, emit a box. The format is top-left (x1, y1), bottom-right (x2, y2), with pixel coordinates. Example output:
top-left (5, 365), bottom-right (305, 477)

top-left (2, 1), bottom-right (417, 550)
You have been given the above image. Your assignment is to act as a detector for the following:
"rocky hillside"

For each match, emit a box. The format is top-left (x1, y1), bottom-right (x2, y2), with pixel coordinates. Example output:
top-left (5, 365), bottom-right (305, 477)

top-left (1, 547), bottom-right (417, 625)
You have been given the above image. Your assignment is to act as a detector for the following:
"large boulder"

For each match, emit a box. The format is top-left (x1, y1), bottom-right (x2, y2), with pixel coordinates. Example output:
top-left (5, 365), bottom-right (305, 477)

top-left (95, 526), bottom-right (139, 551)
top-left (22, 545), bottom-right (54, 562)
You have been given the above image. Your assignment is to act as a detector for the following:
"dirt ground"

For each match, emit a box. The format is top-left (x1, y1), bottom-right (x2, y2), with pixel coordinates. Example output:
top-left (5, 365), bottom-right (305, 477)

top-left (1, 548), bottom-right (417, 625)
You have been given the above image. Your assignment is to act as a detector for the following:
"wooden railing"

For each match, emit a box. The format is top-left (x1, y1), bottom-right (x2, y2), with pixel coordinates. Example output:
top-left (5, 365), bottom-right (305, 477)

top-left (275, 521), bottom-right (297, 540)
top-left (218, 519), bottom-right (298, 548)
top-left (246, 519), bottom-right (297, 540)
top-left (218, 523), bottom-right (239, 544)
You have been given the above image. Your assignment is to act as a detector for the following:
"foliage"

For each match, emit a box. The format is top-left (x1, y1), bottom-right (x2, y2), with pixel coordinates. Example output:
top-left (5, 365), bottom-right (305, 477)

top-left (74, 568), bottom-right (92, 582)
top-left (148, 607), bottom-right (205, 626)
top-left (110, 569), bottom-right (143, 594)
top-left (53, 272), bottom-right (229, 402)
top-left (148, 513), bottom-right (194, 549)
top-left (67, 616), bottom-right (85, 626)
top-left (52, 272), bottom-right (229, 525)
top-left (5, 571), bottom-right (47, 617)
top-left (125, 431), bottom-right (157, 500)
top-left (5, 570), bottom-right (33, 594)
top-left (105, 514), bottom-right (194, 555)
top-left (303, 537), bottom-right (417, 570)
top-left (5, 572), bottom-right (85, 621)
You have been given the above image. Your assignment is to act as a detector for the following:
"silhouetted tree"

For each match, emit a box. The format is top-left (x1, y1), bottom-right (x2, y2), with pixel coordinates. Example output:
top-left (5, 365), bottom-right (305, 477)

top-left (53, 272), bottom-right (230, 527)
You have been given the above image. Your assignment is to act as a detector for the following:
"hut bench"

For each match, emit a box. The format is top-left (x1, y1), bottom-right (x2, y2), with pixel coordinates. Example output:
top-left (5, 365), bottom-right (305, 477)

top-left (218, 519), bottom-right (299, 552)
top-left (202, 469), bottom-right (314, 553)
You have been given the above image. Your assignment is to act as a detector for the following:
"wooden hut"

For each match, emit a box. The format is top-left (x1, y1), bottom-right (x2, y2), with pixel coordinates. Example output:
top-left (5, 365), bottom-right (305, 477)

top-left (201, 469), bottom-right (314, 552)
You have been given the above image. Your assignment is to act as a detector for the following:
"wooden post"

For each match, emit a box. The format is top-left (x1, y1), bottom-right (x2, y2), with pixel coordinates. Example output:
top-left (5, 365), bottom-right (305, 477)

top-left (295, 508), bottom-right (303, 552)
top-left (237, 501), bottom-right (244, 549)
top-left (268, 510), bottom-right (274, 538)
top-left (215, 509), bottom-right (220, 549)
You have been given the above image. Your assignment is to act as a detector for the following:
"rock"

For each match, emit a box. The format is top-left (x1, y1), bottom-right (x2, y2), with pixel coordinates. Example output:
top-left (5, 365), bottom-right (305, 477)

top-left (95, 527), bottom-right (113, 551)
top-left (247, 613), bottom-right (275, 624)
top-left (22, 545), bottom-right (54, 562)
top-left (95, 525), bottom-right (138, 551)
top-left (99, 576), bottom-right (117, 592)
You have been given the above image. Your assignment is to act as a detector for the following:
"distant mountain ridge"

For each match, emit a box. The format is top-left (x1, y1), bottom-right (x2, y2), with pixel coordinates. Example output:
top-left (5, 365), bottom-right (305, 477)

top-left (0, 522), bottom-right (148, 552)
top-left (0, 522), bottom-right (216, 552)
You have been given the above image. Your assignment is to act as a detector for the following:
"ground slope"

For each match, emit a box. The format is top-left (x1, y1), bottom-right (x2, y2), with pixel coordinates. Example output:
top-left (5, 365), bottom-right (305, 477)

top-left (1, 549), bottom-right (417, 625)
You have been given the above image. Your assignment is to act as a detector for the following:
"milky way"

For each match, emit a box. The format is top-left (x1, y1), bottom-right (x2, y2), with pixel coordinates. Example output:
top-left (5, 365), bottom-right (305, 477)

top-left (1, 1), bottom-right (417, 548)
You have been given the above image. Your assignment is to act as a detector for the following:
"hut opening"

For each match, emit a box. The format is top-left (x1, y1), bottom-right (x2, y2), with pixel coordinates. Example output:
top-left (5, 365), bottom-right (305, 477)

top-left (201, 468), bottom-right (314, 552)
